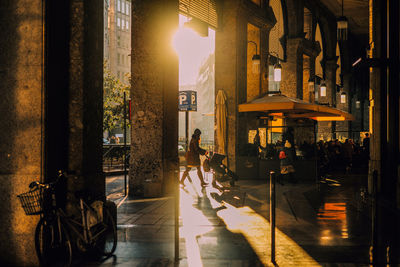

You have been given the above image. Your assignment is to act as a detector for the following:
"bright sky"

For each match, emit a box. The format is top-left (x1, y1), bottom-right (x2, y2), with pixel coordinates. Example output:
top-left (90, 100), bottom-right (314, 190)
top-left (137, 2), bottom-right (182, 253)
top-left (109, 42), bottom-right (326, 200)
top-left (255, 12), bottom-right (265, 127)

top-left (172, 14), bottom-right (215, 86)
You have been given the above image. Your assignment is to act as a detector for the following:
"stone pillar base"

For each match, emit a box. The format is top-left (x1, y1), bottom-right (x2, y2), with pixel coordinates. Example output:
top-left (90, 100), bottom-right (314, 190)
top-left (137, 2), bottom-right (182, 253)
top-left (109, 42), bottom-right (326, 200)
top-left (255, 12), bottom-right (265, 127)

top-left (143, 181), bottom-right (162, 198)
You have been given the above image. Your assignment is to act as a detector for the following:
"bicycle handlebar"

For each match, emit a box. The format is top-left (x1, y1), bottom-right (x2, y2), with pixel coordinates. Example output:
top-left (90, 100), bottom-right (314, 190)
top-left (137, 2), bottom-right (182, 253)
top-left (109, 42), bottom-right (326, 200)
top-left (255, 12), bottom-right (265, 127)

top-left (28, 170), bottom-right (68, 190)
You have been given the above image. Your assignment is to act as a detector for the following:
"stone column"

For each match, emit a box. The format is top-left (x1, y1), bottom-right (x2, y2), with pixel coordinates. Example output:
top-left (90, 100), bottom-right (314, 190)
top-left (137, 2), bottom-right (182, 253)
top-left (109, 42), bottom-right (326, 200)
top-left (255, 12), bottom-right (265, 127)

top-left (130, 0), bottom-right (179, 196)
top-left (215, 0), bottom-right (241, 171)
top-left (318, 58), bottom-right (337, 140)
top-left (335, 72), bottom-right (350, 139)
top-left (0, 0), bottom-right (104, 264)
top-left (68, 0), bottom-right (104, 196)
top-left (0, 1), bottom-right (43, 265)
top-left (280, 38), bottom-right (302, 98)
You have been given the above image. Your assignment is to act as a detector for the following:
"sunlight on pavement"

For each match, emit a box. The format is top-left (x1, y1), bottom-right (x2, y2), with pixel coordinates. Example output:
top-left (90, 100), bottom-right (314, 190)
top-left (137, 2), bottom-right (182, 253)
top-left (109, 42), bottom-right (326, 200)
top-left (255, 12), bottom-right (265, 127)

top-left (216, 202), bottom-right (321, 266)
top-left (180, 186), bottom-right (214, 267)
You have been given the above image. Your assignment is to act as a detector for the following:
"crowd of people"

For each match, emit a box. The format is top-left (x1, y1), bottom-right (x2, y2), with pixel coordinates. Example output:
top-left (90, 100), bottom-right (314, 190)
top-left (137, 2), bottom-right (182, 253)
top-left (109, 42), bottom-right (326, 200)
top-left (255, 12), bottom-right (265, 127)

top-left (316, 134), bottom-right (370, 176)
top-left (259, 133), bottom-right (370, 177)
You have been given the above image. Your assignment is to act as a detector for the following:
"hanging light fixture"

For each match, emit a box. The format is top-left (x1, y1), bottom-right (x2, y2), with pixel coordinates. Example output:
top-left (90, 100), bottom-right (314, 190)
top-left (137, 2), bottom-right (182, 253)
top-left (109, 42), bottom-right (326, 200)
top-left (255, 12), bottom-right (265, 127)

top-left (356, 100), bottom-right (361, 109)
top-left (340, 91), bottom-right (347, 104)
top-left (274, 61), bottom-right (282, 81)
top-left (248, 41), bottom-right (261, 74)
top-left (308, 76), bottom-right (315, 92)
top-left (252, 54), bottom-right (261, 74)
top-left (337, 0), bottom-right (348, 40)
top-left (320, 81), bottom-right (327, 97)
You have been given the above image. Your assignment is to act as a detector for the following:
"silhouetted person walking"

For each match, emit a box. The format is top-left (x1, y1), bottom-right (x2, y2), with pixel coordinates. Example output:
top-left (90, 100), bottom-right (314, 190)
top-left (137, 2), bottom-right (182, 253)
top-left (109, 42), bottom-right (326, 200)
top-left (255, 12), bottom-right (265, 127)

top-left (180, 128), bottom-right (208, 187)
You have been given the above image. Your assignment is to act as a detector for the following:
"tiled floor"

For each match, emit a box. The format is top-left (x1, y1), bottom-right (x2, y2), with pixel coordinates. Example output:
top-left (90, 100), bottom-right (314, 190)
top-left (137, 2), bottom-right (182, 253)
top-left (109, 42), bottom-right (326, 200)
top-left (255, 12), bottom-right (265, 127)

top-left (82, 170), bottom-right (374, 266)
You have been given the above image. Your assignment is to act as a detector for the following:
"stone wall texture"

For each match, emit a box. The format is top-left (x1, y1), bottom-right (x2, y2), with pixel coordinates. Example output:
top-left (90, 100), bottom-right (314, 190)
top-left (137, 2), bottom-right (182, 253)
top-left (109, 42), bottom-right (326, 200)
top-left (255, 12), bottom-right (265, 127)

top-left (0, 0), bottom-right (43, 265)
top-left (130, 0), bottom-right (179, 196)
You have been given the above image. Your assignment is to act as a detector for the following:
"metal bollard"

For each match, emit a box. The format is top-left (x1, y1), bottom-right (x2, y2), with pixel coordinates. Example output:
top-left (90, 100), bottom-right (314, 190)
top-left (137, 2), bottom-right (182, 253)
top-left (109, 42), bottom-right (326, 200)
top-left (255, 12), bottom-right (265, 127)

top-left (175, 170), bottom-right (180, 262)
top-left (371, 170), bottom-right (379, 265)
top-left (270, 171), bottom-right (276, 264)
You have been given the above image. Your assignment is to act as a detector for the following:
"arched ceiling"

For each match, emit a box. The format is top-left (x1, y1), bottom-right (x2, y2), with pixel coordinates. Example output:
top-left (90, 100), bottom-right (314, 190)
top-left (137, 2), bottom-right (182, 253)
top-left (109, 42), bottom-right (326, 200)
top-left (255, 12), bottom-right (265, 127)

top-left (319, 0), bottom-right (369, 36)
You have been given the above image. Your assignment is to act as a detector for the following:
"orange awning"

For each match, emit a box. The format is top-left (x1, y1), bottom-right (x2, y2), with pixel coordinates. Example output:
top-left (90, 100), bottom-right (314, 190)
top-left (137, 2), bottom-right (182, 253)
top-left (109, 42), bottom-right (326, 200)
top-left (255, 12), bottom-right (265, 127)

top-left (238, 94), bottom-right (354, 121)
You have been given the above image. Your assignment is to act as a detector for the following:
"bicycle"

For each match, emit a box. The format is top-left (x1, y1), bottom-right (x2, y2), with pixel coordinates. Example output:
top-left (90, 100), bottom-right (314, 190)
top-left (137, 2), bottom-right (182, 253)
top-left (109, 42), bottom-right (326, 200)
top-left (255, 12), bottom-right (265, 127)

top-left (17, 171), bottom-right (117, 266)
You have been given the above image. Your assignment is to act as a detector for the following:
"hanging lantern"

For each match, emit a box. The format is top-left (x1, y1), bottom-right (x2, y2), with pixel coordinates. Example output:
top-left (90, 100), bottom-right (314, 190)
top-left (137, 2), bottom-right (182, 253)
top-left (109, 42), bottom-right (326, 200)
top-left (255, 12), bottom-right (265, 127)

top-left (356, 100), bottom-right (361, 109)
top-left (337, 17), bottom-right (348, 40)
top-left (340, 92), bottom-right (346, 104)
top-left (337, 0), bottom-right (348, 40)
top-left (320, 81), bottom-right (327, 97)
top-left (274, 61), bottom-right (282, 82)
top-left (308, 77), bottom-right (315, 92)
top-left (252, 54), bottom-right (261, 74)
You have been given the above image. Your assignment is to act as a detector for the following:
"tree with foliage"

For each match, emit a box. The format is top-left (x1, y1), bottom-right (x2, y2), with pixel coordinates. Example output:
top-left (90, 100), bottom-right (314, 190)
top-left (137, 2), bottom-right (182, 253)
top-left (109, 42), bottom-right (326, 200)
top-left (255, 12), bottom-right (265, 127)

top-left (103, 64), bottom-right (130, 134)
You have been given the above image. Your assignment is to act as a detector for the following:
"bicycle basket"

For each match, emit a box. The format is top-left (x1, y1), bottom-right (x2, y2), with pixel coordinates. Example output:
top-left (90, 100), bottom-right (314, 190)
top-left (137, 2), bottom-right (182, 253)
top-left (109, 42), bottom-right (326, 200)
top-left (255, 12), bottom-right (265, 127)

top-left (17, 188), bottom-right (43, 215)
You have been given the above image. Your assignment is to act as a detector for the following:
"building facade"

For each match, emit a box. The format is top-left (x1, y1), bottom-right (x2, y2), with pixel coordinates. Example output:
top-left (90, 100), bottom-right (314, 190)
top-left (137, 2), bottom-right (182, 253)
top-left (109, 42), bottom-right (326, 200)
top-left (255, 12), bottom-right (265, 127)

top-left (105, 0), bottom-right (132, 84)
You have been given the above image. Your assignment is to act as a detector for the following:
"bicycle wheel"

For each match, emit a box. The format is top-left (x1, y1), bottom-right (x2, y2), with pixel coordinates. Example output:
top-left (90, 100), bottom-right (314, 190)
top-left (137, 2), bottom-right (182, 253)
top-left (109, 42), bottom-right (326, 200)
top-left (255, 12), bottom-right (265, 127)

top-left (93, 207), bottom-right (117, 256)
top-left (35, 217), bottom-right (73, 267)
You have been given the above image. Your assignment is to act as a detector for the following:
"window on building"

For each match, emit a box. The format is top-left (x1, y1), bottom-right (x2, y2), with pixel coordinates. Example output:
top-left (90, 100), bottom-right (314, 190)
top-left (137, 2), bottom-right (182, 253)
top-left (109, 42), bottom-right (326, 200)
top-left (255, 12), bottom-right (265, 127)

top-left (126, 2), bottom-right (129, 15)
top-left (121, 0), bottom-right (125, 13)
top-left (117, 0), bottom-right (121, 12)
top-left (122, 19), bottom-right (125, 30)
top-left (117, 17), bottom-right (121, 28)
top-left (122, 54), bottom-right (125, 65)
top-left (126, 21), bottom-right (129, 30)
top-left (117, 53), bottom-right (120, 65)
top-left (117, 71), bottom-right (120, 79)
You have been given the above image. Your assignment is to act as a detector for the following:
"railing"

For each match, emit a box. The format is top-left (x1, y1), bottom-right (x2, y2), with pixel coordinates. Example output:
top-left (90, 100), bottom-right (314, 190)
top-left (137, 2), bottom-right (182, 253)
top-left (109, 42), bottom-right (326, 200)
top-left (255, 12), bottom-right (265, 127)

top-left (103, 144), bottom-right (130, 173)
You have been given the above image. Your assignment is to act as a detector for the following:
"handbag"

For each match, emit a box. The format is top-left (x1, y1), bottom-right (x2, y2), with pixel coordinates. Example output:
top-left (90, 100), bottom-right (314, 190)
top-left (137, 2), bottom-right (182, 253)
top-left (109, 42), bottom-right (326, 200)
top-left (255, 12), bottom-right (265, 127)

top-left (203, 158), bottom-right (211, 172)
